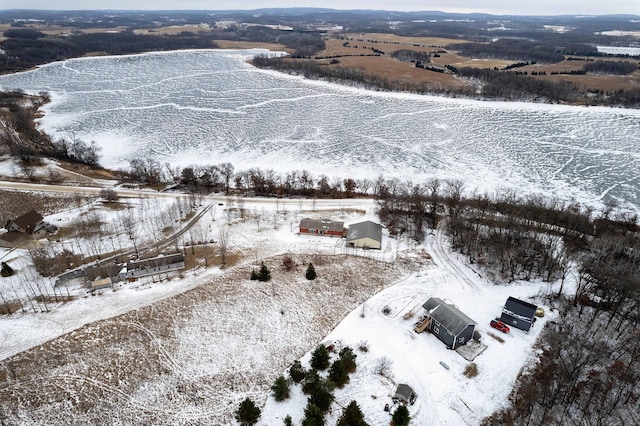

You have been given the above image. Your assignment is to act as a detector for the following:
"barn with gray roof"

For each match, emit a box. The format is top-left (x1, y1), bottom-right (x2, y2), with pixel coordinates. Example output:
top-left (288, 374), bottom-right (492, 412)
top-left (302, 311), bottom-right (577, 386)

top-left (299, 218), bottom-right (345, 237)
top-left (346, 220), bottom-right (382, 249)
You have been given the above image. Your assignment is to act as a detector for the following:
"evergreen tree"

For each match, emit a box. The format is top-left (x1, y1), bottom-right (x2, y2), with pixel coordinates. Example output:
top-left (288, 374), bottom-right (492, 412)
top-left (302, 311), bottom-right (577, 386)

top-left (305, 262), bottom-right (317, 280)
top-left (302, 403), bottom-right (324, 426)
top-left (328, 359), bottom-right (349, 388)
top-left (271, 375), bottom-right (291, 401)
top-left (1, 262), bottom-right (14, 277)
top-left (337, 401), bottom-right (368, 426)
top-left (289, 359), bottom-right (306, 383)
top-left (235, 397), bottom-right (261, 425)
top-left (391, 405), bottom-right (410, 426)
top-left (283, 415), bottom-right (293, 426)
top-left (310, 345), bottom-right (330, 371)
top-left (302, 369), bottom-right (320, 395)
top-left (258, 261), bottom-right (271, 281)
top-left (338, 346), bottom-right (357, 373)
top-left (250, 268), bottom-right (258, 280)
top-left (308, 380), bottom-right (335, 413)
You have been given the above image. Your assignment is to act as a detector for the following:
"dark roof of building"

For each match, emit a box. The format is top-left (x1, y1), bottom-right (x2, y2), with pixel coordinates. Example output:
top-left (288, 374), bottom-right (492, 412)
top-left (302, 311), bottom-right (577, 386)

top-left (299, 218), bottom-right (344, 233)
top-left (13, 210), bottom-right (43, 232)
top-left (84, 264), bottom-right (122, 280)
top-left (394, 384), bottom-right (415, 403)
top-left (0, 231), bottom-right (23, 243)
top-left (503, 297), bottom-right (537, 321)
top-left (422, 297), bottom-right (477, 336)
top-left (346, 220), bottom-right (382, 242)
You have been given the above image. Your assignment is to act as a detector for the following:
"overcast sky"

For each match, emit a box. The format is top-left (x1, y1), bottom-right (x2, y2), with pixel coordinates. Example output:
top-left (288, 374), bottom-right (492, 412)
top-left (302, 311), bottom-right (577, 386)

top-left (2, 1), bottom-right (638, 16)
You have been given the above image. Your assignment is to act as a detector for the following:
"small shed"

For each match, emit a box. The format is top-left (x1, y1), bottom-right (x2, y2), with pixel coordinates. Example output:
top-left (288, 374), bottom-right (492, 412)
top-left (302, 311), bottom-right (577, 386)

top-left (393, 384), bottom-right (417, 405)
top-left (422, 297), bottom-right (477, 349)
top-left (346, 220), bottom-right (382, 250)
top-left (90, 277), bottom-right (113, 291)
top-left (84, 263), bottom-right (122, 289)
top-left (500, 297), bottom-right (538, 331)
top-left (299, 218), bottom-right (345, 237)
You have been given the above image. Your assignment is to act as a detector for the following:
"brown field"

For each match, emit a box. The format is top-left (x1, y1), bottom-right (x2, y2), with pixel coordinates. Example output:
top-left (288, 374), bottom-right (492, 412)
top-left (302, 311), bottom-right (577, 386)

top-left (312, 33), bottom-right (640, 93)
top-left (325, 54), bottom-right (471, 88)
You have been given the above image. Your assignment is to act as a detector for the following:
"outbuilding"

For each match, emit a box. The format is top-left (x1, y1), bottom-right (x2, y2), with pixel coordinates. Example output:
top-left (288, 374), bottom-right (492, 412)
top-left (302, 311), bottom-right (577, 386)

top-left (393, 384), bottom-right (417, 405)
top-left (120, 252), bottom-right (185, 280)
top-left (422, 297), bottom-right (477, 349)
top-left (500, 297), bottom-right (538, 331)
top-left (346, 220), bottom-right (382, 249)
top-left (299, 218), bottom-right (345, 237)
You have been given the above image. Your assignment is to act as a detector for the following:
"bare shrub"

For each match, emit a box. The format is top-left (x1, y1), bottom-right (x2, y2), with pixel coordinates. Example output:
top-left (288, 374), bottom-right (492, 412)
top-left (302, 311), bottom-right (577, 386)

top-left (374, 356), bottom-right (393, 378)
top-left (282, 256), bottom-right (294, 271)
top-left (357, 340), bottom-right (369, 353)
top-left (463, 362), bottom-right (478, 378)
top-left (99, 188), bottom-right (120, 203)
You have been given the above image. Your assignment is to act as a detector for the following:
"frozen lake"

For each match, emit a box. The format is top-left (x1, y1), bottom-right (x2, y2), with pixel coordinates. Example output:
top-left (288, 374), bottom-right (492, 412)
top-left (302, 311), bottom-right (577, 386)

top-left (1, 49), bottom-right (639, 213)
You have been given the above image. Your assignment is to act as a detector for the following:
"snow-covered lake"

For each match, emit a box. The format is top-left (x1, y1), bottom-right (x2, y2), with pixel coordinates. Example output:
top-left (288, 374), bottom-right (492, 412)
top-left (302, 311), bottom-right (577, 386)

top-left (1, 49), bottom-right (639, 213)
top-left (596, 45), bottom-right (640, 56)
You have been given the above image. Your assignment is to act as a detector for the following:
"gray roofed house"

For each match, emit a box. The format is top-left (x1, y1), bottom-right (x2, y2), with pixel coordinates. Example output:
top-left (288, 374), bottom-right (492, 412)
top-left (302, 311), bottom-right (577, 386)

top-left (346, 220), bottom-right (382, 249)
top-left (422, 297), bottom-right (477, 349)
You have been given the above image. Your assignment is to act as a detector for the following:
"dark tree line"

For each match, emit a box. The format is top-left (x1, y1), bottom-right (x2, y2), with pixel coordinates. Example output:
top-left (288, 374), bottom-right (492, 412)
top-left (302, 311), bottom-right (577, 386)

top-left (447, 38), bottom-right (586, 64)
top-left (128, 159), bottom-right (378, 199)
top-left (390, 49), bottom-right (433, 63)
top-left (0, 29), bottom-right (219, 74)
top-left (582, 60), bottom-right (639, 75)
top-left (455, 67), bottom-right (580, 102)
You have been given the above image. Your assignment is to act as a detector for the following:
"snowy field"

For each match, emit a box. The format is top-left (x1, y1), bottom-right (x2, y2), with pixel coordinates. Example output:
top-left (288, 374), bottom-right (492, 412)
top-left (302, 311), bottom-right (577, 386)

top-left (0, 185), bottom-right (557, 424)
top-left (0, 49), bottom-right (638, 214)
top-left (261, 227), bottom-right (554, 425)
top-left (0, 179), bottom-right (558, 424)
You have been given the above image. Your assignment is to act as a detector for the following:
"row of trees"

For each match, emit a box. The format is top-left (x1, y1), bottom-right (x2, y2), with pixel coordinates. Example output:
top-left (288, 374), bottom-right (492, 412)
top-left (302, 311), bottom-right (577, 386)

top-left (0, 29), bottom-right (219, 73)
top-left (448, 38), bottom-right (597, 64)
top-left (582, 60), bottom-right (638, 75)
top-left (128, 159), bottom-right (378, 198)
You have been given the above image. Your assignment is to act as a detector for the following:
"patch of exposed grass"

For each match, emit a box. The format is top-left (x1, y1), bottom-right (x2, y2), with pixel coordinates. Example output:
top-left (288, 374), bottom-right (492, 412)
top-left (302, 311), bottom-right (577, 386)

top-left (463, 362), bottom-right (479, 378)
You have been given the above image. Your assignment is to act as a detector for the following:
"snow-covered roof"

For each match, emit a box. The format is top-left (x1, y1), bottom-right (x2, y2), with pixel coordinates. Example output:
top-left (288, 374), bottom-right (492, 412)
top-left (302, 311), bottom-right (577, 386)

top-left (394, 383), bottom-right (415, 403)
top-left (299, 218), bottom-right (344, 232)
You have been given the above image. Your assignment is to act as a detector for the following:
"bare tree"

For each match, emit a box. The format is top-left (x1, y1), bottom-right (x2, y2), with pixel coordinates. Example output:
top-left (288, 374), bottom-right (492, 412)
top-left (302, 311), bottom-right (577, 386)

top-left (218, 226), bottom-right (230, 266)
top-left (374, 356), bottom-right (393, 379)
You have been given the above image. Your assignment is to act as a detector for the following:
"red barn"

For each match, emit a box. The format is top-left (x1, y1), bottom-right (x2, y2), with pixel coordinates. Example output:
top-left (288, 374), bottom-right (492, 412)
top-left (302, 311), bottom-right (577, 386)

top-left (299, 218), bottom-right (345, 237)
